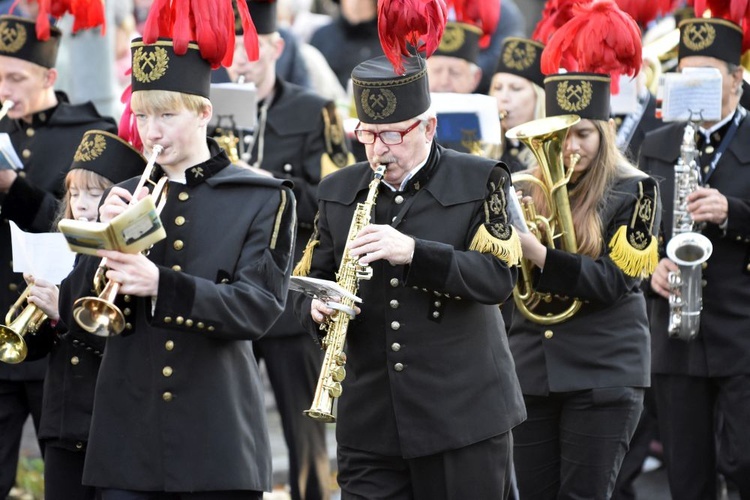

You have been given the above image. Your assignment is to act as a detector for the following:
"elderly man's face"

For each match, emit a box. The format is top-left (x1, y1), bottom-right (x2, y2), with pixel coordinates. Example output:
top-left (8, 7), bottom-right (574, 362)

top-left (427, 55), bottom-right (481, 93)
top-left (357, 116), bottom-right (436, 188)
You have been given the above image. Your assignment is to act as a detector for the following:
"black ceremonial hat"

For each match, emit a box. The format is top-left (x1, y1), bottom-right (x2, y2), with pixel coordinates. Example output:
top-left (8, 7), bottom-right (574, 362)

top-left (0, 15), bottom-right (61, 68)
top-left (352, 55), bottom-right (431, 124)
top-left (678, 18), bottom-right (743, 65)
top-left (544, 72), bottom-right (611, 121)
top-left (130, 38), bottom-right (212, 98)
top-left (70, 130), bottom-right (147, 184)
top-left (237, 0), bottom-right (277, 35)
top-left (495, 37), bottom-right (545, 88)
top-left (432, 21), bottom-right (481, 64)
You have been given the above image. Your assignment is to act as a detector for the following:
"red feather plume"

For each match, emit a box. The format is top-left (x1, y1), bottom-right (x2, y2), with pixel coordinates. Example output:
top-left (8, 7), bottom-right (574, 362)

top-left (446, 0), bottom-right (501, 49)
top-left (694, 0), bottom-right (750, 52)
top-left (614, 0), bottom-right (677, 26)
top-left (11, 0), bottom-right (106, 40)
top-left (532, 0), bottom-right (594, 44)
top-left (541, 0), bottom-right (642, 94)
top-left (378, 0), bottom-right (448, 75)
top-left (142, 0), bottom-right (259, 68)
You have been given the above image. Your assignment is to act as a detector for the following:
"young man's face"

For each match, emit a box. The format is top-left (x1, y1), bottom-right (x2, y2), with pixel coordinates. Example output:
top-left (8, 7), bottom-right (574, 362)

top-left (0, 55), bottom-right (55, 120)
top-left (135, 103), bottom-right (211, 171)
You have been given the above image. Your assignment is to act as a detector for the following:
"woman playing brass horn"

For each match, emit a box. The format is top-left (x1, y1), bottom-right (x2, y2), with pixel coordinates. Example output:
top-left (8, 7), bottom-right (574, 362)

top-left (507, 3), bottom-right (661, 499)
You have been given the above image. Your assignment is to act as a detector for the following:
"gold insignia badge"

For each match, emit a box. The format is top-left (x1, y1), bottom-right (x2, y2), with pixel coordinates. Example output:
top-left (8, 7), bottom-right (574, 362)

top-left (74, 133), bottom-right (107, 162)
top-left (133, 46), bottom-right (170, 83)
top-left (0, 21), bottom-right (27, 54)
top-left (439, 24), bottom-right (465, 53)
top-left (360, 89), bottom-right (397, 121)
top-left (683, 22), bottom-right (716, 51)
top-left (502, 40), bottom-right (536, 71)
top-left (556, 80), bottom-right (593, 113)
top-left (192, 166), bottom-right (204, 178)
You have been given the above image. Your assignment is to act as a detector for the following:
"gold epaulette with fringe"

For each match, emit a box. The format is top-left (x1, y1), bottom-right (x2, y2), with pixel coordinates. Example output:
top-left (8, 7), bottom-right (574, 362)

top-left (608, 178), bottom-right (660, 278)
top-left (320, 102), bottom-right (354, 179)
top-left (470, 224), bottom-right (523, 267)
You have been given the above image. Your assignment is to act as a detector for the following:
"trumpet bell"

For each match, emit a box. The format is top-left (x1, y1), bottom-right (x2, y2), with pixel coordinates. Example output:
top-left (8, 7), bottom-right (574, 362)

top-left (0, 326), bottom-right (27, 364)
top-left (73, 297), bottom-right (125, 337)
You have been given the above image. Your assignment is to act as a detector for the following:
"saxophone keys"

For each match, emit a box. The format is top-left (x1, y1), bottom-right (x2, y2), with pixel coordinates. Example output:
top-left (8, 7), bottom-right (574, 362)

top-left (331, 365), bottom-right (346, 382)
top-left (327, 382), bottom-right (343, 398)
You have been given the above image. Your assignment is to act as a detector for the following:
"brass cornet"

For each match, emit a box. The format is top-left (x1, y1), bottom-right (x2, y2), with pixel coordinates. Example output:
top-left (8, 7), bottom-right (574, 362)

top-left (73, 145), bottom-right (167, 337)
top-left (0, 286), bottom-right (48, 364)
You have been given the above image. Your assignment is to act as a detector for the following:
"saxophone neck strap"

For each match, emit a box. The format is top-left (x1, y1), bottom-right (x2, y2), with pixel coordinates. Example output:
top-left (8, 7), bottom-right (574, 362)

top-left (702, 107), bottom-right (745, 184)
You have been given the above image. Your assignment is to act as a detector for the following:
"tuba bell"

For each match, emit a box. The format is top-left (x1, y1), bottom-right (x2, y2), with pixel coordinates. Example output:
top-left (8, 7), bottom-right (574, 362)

top-left (72, 145), bottom-right (167, 337)
top-left (507, 114), bottom-right (583, 325)
top-left (0, 287), bottom-right (48, 364)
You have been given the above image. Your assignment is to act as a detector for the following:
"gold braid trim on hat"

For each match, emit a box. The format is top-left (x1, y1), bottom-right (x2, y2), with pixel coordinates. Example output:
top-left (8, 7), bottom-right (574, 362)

top-left (351, 67), bottom-right (427, 88)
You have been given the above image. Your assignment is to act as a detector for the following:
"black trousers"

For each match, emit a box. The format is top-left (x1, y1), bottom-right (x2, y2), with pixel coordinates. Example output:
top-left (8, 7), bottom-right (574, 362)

top-left (44, 443), bottom-right (97, 500)
top-left (513, 387), bottom-right (644, 500)
top-left (0, 379), bottom-right (44, 497)
top-left (654, 373), bottom-right (750, 500)
top-left (254, 334), bottom-right (329, 500)
top-left (337, 432), bottom-right (513, 500)
top-left (99, 490), bottom-right (262, 500)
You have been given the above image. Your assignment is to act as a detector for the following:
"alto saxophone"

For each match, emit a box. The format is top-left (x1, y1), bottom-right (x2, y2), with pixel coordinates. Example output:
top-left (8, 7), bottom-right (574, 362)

top-left (304, 164), bottom-right (387, 422)
top-left (666, 122), bottom-right (713, 341)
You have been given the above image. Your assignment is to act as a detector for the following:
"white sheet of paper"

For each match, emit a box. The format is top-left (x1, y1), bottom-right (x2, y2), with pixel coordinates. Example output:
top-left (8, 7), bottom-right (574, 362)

top-left (0, 133), bottom-right (23, 170)
top-left (10, 221), bottom-right (76, 284)
top-left (661, 68), bottom-right (722, 122)
top-left (430, 92), bottom-right (503, 145)
top-left (610, 75), bottom-right (639, 115)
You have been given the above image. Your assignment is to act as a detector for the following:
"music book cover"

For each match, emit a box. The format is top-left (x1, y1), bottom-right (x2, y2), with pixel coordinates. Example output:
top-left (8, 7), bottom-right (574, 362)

top-left (289, 276), bottom-right (362, 304)
top-left (57, 196), bottom-right (166, 256)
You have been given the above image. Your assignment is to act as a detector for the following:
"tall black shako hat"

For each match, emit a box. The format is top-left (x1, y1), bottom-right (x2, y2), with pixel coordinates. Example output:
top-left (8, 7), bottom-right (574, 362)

top-left (131, 38), bottom-right (212, 98)
top-left (70, 130), bottom-right (147, 184)
top-left (495, 37), bottom-right (546, 87)
top-left (540, 0), bottom-right (642, 121)
top-left (0, 16), bottom-right (61, 68)
top-left (678, 18), bottom-right (743, 65)
top-left (353, 0), bottom-right (447, 124)
top-left (432, 21), bottom-right (481, 63)
top-left (237, 0), bottom-right (277, 35)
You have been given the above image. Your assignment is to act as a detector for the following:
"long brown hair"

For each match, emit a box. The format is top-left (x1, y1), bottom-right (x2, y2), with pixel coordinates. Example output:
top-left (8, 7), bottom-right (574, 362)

top-left (54, 169), bottom-right (113, 226)
top-left (524, 119), bottom-right (643, 258)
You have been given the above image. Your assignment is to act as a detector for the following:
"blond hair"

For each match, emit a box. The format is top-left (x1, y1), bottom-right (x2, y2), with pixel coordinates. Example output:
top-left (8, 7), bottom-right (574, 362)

top-left (131, 90), bottom-right (211, 115)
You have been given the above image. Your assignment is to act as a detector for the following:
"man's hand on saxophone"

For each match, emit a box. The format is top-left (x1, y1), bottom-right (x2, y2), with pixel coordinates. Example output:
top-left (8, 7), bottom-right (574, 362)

top-left (686, 187), bottom-right (728, 225)
top-left (348, 224), bottom-right (416, 266)
top-left (650, 258), bottom-right (680, 300)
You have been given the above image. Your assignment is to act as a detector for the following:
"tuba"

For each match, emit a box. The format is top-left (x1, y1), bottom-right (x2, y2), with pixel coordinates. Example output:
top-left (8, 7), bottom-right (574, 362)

top-left (72, 145), bottom-right (168, 337)
top-left (0, 287), bottom-right (48, 364)
top-left (507, 114), bottom-right (583, 325)
top-left (304, 164), bottom-right (386, 422)
top-left (666, 122), bottom-right (712, 341)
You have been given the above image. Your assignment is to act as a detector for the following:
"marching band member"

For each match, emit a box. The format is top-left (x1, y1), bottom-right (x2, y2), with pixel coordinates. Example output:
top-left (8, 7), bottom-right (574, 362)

top-left (58, 2), bottom-right (297, 497)
top-left (293, 1), bottom-right (525, 496)
top-left (23, 131), bottom-right (146, 500)
top-left (640, 9), bottom-right (750, 498)
top-left (508, 2), bottom-right (660, 498)
top-left (0, 13), bottom-right (115, 498)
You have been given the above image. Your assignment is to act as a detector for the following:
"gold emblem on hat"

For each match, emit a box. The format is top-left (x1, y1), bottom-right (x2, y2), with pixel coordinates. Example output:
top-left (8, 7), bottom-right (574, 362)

top-left (0, 20), bottom-right (27, 54)
top-left (556, 80), bottom-right (593, 112)
top-left (133, 46), bottom-right (170, 83)
top-left (683, 22), bottom-right (716, 51)
top-left (361, 89), bottom-right (397, 121)
top-left (503, 40), bottom-right (536, 71)
top-left (439, 24), bottom-right (466, 53)
top-left (74, 133), bottom-right (107, 162)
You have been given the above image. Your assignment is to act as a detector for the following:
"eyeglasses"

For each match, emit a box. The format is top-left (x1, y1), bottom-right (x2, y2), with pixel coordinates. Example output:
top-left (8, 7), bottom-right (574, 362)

top-left (354, 120), bottom-right (421, 145)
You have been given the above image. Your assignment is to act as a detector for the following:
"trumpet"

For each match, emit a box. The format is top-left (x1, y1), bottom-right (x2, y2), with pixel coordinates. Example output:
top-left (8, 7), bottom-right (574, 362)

top-left (73, 145), bottom-right (167, 337)
top-left (0, 100), bottom-right (15, 121)
top-left (0, 286), bottom-right (48, 364)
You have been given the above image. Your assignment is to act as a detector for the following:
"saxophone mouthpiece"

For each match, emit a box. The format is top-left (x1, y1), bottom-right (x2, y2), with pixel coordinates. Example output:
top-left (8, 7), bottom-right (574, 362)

top-left (374, 163), bottom-right (388, 179)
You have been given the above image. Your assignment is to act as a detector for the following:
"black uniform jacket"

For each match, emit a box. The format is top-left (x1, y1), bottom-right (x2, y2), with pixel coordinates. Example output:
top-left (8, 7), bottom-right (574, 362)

top-left (60, 144), bottom-right (297, 492)
top-left (0, 93), bottom-right (116, 382)
top-left (639, 110), bottom-right (750, 377)
top-left (251, 79), bottom-right (349, 337)
top-left (294, 144), bottom-right (526, 459)
top-left (509, 174), bottom-right (660, 395)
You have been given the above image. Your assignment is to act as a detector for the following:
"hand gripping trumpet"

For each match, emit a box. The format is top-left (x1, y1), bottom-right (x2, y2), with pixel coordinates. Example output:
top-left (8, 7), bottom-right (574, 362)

top-left (304, 164), bottom-right (386, 422)
top-left (666, 122), bottom-right (712, 341)
top-left (72, 145), bottom-right (167, 337)
top-left (0, 286), bottom-right (48, 364)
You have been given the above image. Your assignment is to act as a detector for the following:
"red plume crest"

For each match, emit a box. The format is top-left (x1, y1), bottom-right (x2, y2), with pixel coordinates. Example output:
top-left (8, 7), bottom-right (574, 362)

top-left (11, 0), bottom-right (106, 40)
top-left (378, 0), bottom-right (448, 75)
top-left (694, 0), bottom-right (750, 51)
top-left (541, 0), bottom-right (642, 94)
top-left (614, 0), bottom-right (677, 26)
top-left (142, 0), bottom-right (259, 69)
top-left (446, 0), bottom-right (501, 49)
top-left (532, 0), bottom-right (594, 44)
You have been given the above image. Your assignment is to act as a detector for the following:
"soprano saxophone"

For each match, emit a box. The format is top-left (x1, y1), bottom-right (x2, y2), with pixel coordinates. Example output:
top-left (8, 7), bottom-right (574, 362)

top-left (666, 122), bottom-right (713, 341)
top-left (304, 164), bottom-right (387, 422)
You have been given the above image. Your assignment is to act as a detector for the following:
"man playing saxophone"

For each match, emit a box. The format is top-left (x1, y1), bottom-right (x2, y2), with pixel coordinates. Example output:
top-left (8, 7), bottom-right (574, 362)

top-left (639, 12), bottom-right (750, 500)
top-left (293, 44), bottom-right (526, 498)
